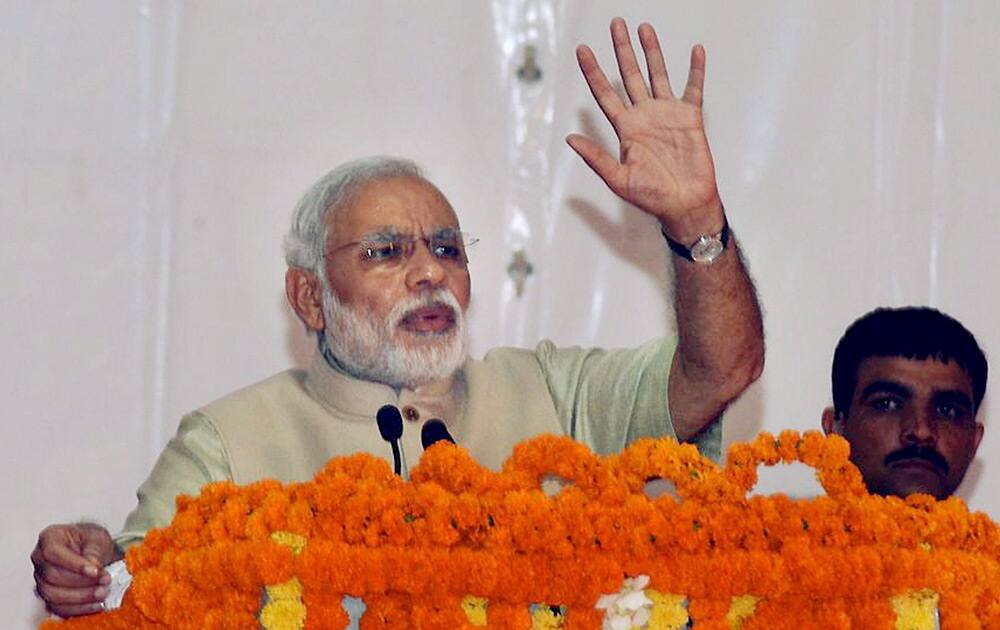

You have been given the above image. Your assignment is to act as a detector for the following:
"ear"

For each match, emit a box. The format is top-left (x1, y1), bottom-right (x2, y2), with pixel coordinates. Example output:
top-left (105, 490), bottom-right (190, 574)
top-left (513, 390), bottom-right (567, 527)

top-left (285, 267), bottom-right (325, 333)
top-left (821, 406), bottom-right (842, 436)
top-left (972, 421), bottom-right (985, 455)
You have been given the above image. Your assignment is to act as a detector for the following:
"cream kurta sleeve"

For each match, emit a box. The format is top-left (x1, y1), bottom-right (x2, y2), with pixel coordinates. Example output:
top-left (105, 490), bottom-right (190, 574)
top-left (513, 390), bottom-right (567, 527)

top-left (533, 337), bottom-right (722, 461)
top-left (113, 412), bottom-right (232, 551)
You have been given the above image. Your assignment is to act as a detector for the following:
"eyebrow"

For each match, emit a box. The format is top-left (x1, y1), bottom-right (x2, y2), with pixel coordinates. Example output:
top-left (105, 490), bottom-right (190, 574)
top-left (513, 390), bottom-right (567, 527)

top-left (358, 225), bottom-right (461, 242)
top-left (357, 226), bottom-right (404, 243)
top-left (430, 226), bottom-right (461, 239)
top-left (859, 380), bottom-right (912, 400)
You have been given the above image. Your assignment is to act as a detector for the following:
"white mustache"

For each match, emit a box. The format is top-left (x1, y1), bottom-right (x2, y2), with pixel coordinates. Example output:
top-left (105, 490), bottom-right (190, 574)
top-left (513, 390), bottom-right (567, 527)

top-left (389, 290), bottom-right (461, 330)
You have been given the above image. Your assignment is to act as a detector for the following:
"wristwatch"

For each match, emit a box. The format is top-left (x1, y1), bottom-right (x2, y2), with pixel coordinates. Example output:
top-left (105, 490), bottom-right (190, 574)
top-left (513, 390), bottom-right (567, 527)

top-left (662, 216), bottom-right (730, 264)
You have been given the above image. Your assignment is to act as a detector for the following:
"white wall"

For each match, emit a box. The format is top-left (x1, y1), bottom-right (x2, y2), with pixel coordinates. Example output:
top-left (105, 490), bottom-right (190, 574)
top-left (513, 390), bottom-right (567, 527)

top-left (5, 2), bottom-right (1000, 627)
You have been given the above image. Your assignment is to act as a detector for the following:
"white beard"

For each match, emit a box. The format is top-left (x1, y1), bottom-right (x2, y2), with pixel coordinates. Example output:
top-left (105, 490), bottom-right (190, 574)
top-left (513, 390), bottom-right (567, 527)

top-left (320, 284), bottom-right (468, 389)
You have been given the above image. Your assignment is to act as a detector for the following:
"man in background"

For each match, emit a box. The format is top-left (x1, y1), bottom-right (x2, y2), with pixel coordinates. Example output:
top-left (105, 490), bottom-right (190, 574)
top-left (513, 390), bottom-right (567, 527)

top-left (822, 306), bottom-right (986, 500)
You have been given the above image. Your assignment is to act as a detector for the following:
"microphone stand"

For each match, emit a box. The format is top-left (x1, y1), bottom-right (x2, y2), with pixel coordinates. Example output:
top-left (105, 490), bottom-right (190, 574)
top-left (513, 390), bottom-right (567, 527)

top-left (376, 405), bottom-right (406, 477)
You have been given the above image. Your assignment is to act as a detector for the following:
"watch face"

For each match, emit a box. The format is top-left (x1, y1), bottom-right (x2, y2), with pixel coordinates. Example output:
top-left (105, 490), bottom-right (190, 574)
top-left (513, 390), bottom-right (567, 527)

top-left (690, 236), bottom-right (724, 263)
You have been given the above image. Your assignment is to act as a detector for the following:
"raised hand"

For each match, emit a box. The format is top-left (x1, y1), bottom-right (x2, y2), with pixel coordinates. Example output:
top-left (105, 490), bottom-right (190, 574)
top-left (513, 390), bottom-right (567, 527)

top-left (567, 18), bottom-right (723, 243)
top-left (31, 523), bottom-right (119, 617)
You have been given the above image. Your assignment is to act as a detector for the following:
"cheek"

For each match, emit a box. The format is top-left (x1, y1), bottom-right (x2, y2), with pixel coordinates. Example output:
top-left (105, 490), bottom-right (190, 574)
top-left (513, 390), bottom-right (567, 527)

top-left (335, 272), bottom-right (402, 317)
top-left (449, 269), bottom-right (471, 309)
top-left (843, 421), bottom-right (890, 464)
top-left (326, 263), bottom-right (362, 304)
top-left (363, 285), bottom-right (406, 318)
top-left (940, 428), bottom-right (979, 462)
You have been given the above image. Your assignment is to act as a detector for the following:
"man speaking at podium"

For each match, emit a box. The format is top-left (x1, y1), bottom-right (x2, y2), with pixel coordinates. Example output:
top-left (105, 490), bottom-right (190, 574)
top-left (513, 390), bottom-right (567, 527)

top-left (32, 19), bottom-right (763, 618)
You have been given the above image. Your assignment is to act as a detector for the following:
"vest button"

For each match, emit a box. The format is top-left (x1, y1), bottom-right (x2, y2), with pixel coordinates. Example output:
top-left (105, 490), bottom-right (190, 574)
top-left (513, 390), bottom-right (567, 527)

top-left (402, 406), bottom-right (420, 422)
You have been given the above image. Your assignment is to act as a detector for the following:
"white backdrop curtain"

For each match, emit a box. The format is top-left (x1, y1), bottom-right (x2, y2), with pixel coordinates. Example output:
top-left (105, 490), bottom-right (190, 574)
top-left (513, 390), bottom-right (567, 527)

top-left (4, 2), bottom-right (1000, 626)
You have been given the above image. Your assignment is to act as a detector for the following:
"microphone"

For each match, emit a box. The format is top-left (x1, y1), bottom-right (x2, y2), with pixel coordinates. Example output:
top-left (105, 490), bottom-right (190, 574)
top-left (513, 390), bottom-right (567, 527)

top-left (376, 405), bottom-right (404, 476)
top-left (421, 419), bottom-right (456, 450)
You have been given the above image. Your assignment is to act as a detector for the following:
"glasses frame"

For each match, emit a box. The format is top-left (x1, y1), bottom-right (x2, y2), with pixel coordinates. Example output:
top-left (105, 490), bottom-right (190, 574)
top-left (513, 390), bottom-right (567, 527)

top-left (325, 230), bottom-right (480, 266)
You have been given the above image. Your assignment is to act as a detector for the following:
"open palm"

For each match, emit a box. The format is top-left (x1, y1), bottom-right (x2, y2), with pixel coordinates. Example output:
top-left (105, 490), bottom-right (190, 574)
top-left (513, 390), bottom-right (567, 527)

top-left (568, 19), bottom-right (721, 240)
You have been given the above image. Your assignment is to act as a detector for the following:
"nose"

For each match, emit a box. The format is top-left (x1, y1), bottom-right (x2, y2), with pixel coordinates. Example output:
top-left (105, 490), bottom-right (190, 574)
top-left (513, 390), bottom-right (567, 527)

top-left (404, 238), bottom-right (446, 291)
top-left (901, 407), bottom-right (938, 447)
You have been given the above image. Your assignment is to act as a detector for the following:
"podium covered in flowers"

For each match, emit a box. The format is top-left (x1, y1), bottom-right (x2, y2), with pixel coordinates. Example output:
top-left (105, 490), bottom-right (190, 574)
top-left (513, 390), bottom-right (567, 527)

top-left (42, 432), bottom-right (1000, 629)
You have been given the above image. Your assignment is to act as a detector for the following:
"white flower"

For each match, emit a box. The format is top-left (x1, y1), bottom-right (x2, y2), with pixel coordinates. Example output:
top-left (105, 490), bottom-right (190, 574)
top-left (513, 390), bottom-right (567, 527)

top-left (595, 575), bottom-right (654, 630)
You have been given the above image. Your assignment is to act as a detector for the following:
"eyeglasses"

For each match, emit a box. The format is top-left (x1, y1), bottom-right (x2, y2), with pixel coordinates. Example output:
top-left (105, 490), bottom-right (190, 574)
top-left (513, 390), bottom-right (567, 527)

top-left (326, 230), bottom-right (479, 266)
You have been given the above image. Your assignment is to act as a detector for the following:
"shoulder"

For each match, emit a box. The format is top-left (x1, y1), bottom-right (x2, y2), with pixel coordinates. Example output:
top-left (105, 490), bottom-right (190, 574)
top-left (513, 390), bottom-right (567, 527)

top-left (476, 344), bottom-right (540, 366)
top-left (197, 369), bottom-right (309, 420)
top-left (464, 344), bottom-right (570, 394)
top-left (475, 340), bottom-right (593, 363)
top-left (470, 341), bottom-right (593, 374)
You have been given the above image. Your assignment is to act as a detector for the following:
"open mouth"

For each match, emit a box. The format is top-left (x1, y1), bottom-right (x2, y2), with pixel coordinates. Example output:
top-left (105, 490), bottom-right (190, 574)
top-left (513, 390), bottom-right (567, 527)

top-left (398, 303), bottom-right (456, 335)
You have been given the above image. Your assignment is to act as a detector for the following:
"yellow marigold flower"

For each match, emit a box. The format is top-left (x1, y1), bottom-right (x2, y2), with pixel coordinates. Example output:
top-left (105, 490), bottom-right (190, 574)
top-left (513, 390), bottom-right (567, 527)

top-left (266, 577), bottom-right (303, 601)
top-left (531, 605), bottom-right (565, 629)
top-left (271, 530), bottom-right (308, 555)
top-left (462, 596), bottom-right (488, 626)
top-left (726, 595), bottom-right (760, 629)
top-left (891, 589), bottom-right (939, 630)
top-left (259, 597), bottom-right (307, 630)
top-left (262, 532), bottom-right (308, 630)
top-left (647, 591), bottom-right (689, 630)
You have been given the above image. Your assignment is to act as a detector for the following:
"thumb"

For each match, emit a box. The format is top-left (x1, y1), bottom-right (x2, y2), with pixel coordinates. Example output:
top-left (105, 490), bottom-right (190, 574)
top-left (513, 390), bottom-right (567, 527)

top-left (566, 134), bottom-right (627, 198)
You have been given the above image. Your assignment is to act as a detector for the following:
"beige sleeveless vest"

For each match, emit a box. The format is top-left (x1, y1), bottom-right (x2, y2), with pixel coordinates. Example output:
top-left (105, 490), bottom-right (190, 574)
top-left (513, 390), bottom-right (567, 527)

top-left (203, 347), bottom-right (565, 484)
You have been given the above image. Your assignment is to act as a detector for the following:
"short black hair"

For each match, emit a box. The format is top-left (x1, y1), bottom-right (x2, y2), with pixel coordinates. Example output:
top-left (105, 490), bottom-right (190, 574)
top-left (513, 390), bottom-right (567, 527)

top-left (832, 306), bottom-right (988, 416)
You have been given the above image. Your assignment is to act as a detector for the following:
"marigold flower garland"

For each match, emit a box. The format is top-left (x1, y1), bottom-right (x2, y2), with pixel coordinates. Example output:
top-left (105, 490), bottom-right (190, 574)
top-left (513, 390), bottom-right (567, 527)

top-left (40, 431), bottom-right (1000, 629)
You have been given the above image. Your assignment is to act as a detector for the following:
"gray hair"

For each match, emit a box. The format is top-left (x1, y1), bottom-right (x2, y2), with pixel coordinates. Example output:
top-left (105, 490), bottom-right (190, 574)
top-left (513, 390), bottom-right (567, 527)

top-left (283, 156), bottom-right (424, 274)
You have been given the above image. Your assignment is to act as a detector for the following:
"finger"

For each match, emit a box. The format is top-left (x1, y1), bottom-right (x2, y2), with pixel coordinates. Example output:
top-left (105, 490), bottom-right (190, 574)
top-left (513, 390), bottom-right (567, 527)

top-left (36, 562), bottom-right (108, 588)
top-left (48, 601), bottom-right (106, 619)
top-left (80, 535), bottom-right (114, 567)
top-left (682, 44), bottom-right (706, 106)
top-left (30, 545), bottom-right (45, 567)
top-left (40, 540), bottom-right (103, 579)
top-left (37, 582), bottom-right (108, 608)
top-left (637, 22), bottom-right (673, 99)
top-left (576, 44), bottom-right (627, 123)
top-left (566, 134), bottom-right (627, 197)
top-left (610, 17), bottom-right (650, 104)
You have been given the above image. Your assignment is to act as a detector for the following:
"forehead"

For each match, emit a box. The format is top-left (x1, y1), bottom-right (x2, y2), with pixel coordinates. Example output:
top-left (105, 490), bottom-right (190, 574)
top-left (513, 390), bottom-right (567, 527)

top-left (852, 356), bottom-right (974, 399)
top-left (327, 175), bottom-right (460, 243)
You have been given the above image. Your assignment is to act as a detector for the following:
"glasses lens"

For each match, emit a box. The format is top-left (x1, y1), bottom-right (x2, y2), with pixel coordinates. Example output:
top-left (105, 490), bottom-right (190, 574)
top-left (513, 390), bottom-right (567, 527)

top-left (352, 232), bottom-right (479, 264)
top-left (362, 239), bottom-right (406, 262)
top-left (428, 235), bottom-right (465, 261)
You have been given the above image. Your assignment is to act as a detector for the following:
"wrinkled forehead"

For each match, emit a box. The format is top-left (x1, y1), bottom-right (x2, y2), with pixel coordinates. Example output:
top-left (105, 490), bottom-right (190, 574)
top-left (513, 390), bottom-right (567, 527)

top-left (327, 175), bottom-right (461, 243)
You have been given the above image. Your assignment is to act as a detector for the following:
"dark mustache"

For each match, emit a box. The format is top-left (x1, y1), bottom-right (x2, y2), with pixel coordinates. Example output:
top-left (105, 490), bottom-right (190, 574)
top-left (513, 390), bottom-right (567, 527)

top-left (884, 445), bottom-right (949, 474)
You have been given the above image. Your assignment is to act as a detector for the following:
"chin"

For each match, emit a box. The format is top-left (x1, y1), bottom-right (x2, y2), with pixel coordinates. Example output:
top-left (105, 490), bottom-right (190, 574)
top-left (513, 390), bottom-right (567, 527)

top-left (885, 481), bottom-right (946, 500)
